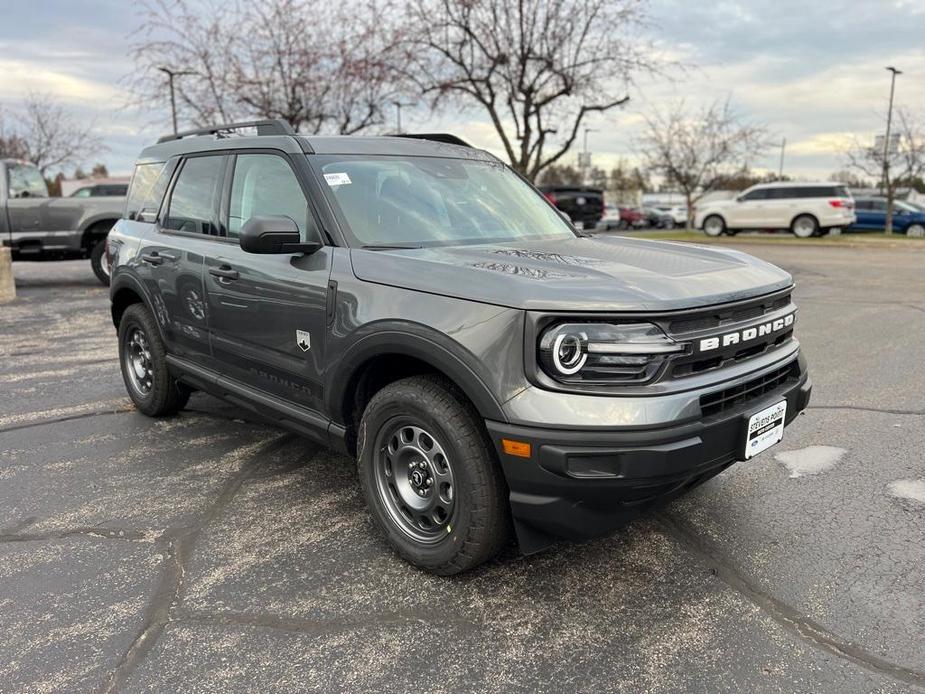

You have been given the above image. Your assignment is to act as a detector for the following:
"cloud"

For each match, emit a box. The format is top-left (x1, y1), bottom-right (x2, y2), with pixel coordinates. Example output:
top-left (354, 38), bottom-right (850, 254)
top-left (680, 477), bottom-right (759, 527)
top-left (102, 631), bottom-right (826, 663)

top-left (0, 59), bottom-right (119, 104)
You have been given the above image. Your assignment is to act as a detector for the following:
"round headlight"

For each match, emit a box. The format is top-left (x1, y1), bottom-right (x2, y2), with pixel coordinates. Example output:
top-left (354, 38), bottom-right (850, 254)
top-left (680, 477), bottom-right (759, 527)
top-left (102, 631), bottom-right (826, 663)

top-left (553, 332), bottom-right (587, 374)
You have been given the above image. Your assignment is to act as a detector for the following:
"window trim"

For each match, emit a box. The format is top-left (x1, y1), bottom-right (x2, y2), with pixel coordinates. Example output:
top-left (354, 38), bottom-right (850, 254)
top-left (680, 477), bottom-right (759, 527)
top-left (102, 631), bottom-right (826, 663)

top-left (157, 152), bottom-right (232, 243)
top-left (220, 148), bottom-right (327, 245)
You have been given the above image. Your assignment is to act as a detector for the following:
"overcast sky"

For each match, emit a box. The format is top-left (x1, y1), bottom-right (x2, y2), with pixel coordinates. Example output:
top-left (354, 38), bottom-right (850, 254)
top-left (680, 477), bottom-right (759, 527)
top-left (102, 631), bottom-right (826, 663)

top-left (1, 0), bottom-right (922, 179)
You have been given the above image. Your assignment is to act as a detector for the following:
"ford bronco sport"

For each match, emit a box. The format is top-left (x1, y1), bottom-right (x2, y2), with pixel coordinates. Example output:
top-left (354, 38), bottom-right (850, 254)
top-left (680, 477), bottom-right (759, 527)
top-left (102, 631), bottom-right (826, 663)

top-left (109, 120), bottom-right (811, 574)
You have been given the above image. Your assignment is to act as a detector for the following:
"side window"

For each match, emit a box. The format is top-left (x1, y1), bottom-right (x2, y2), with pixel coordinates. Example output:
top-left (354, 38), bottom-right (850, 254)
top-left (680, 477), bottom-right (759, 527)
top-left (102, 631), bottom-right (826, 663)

top-left (126, 162), bottom-right (167, 220)
top-left (8, 163), bottom-right (48, 199)
top-left (855, 200), bottom-right (871, 211)
top-left (766, 187), bottom-right (790, 199)
top-left (228, 153), bottom-right (314, 240)
top-left (872, 199), bottom-right (888, 212)
top-left (165, 156), bottom-right (224, 235)
top-left (741, 188), bottom-right (768, 201)
top-left (72, 187), bottom-right (92, 198)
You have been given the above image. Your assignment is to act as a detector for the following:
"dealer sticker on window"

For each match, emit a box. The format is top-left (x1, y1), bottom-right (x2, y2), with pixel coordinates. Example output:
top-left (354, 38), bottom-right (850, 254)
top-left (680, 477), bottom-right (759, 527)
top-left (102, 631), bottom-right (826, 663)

top-left (323, 172), bottom-right (351, 186)
top-left (744, 400), bottom-right (787, 459)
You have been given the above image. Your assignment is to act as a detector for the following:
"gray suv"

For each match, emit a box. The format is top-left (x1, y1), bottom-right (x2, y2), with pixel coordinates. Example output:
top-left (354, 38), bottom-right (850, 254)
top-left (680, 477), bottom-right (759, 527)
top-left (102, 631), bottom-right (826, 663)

top-left (109, 120), bottom-right (811, 574)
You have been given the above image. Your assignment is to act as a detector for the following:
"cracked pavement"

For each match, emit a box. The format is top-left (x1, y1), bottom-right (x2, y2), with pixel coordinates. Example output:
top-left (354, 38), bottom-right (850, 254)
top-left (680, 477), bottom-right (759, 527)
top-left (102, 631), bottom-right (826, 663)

top-left (1, 243), bottom-right (924, 693)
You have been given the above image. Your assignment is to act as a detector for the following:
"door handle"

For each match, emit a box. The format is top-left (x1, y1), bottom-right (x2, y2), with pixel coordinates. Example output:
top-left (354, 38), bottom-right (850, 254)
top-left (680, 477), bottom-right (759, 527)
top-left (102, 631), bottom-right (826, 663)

top-left (141, 252), bottom-right (164, 266)
top-left (209, 265), bottom-right (239, 281)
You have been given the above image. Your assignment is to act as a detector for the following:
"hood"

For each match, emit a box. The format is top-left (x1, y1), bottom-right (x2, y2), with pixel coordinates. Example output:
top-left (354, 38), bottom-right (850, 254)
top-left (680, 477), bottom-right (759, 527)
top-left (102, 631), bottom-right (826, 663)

top-left (349, 235), bottom-right (793, 312)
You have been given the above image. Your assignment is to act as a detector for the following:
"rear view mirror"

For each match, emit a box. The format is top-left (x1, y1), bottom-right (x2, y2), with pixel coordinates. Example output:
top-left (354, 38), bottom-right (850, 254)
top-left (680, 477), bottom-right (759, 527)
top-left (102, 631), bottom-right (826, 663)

top-left (239, 216), bottom-right (320, 254)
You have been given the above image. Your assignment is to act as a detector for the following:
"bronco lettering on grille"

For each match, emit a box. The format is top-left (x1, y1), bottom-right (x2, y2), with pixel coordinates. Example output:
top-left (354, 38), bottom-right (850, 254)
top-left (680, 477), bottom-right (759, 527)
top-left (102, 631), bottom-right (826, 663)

top-left (698, 313), bottom-right (795, 353)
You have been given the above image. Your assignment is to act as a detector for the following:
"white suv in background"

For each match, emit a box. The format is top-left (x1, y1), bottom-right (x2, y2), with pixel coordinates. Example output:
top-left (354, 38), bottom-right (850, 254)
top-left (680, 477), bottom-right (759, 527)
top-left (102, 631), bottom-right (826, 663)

top-left (694, 182), bottom-right (856, 238)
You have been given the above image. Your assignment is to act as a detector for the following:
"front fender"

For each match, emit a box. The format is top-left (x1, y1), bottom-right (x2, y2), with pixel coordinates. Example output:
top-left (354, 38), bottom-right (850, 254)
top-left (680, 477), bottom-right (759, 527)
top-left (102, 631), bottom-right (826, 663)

top-left (326, 321), bottom-right (510, 425)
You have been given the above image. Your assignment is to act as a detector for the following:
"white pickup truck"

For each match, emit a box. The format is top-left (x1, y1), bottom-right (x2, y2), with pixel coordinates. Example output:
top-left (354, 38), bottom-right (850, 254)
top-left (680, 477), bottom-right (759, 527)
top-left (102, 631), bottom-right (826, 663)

top-left (1, 159), bottom-right (125, 284)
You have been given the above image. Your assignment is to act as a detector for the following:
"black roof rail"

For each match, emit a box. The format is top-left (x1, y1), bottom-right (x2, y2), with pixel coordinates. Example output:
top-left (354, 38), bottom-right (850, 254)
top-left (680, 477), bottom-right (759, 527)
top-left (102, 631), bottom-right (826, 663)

top-left (392, 133), bottom-right (471, 148)
top-left (157, 118), bottom-right (296, 144)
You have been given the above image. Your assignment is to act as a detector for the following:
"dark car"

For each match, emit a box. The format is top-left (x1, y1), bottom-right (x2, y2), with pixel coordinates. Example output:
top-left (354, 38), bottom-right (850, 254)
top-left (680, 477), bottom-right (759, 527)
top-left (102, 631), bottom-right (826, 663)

top-left (537, 185), bottom-right (604, 229)
top-left (849, 198), bottom-right (925, 236)
top-left (108, 119), bottom-right (811, 574)
top-left (643, 206), bottom-right (671, 228)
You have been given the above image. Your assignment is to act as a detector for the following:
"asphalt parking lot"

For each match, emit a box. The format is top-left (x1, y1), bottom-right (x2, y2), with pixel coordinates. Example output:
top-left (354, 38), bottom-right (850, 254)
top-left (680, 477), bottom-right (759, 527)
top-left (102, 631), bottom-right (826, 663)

top-left (2, 242), bottom-right (924, 693)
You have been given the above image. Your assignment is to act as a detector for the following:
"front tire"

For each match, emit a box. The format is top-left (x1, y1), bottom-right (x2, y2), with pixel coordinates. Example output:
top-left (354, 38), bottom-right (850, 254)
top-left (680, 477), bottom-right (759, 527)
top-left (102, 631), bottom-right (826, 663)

top-left (703, 215), bottom-right (725, 237)
top-left (357, 375), bottom-right (509, 575)
top-left (791, 214), bottom-right (818, 238)
top-left (118, 304), bottom-right (190, 416)
top-left (906, 224), bottom-right (925, 238)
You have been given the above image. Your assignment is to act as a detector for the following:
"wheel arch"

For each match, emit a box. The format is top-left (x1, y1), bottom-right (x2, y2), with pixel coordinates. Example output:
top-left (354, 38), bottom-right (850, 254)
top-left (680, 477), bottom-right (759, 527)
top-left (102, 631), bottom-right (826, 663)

top-left (329, 331), bottom-right (508, 456)
top-left (110, 274), bottom-right (151, 329)
top-left (79, 216), bottom-right (119, 251)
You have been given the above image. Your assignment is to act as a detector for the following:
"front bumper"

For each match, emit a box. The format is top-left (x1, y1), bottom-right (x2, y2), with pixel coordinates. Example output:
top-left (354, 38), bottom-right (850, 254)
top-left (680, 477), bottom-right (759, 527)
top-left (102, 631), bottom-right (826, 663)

top-left (486, 366), bottom-right (811, 554)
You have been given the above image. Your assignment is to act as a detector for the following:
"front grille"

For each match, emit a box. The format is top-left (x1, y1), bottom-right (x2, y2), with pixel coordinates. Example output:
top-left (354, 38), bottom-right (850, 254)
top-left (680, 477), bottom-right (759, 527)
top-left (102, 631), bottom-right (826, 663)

top-left (700, 361), bottom-right (799, 418)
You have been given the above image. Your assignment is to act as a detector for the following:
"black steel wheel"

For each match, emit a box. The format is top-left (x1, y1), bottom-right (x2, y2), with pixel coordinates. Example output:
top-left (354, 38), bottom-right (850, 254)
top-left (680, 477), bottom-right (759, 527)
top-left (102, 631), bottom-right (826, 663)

top-left (118, 304), bottom-right (189, 416)
top-left (357, 375), bottom-right (509, 574)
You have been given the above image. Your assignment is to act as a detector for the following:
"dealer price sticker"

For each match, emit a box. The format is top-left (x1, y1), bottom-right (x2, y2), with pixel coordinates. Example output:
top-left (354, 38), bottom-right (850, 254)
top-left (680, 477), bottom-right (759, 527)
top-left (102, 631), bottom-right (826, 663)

top-left (744, 400), bottom-right (787, 459)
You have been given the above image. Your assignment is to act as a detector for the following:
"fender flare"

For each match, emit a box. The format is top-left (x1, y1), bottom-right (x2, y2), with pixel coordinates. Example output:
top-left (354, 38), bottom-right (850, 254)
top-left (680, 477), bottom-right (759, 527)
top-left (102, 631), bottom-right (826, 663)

top-left (109, 272), bottom-right (164, 339)
top-left (326, 325), bottom-right (508, 425)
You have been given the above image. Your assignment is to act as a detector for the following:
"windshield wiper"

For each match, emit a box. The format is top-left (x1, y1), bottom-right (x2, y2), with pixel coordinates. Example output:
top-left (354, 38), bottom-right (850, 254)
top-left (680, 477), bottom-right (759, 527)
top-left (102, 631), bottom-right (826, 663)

top-left (360, 243), bottom-right (424, 250)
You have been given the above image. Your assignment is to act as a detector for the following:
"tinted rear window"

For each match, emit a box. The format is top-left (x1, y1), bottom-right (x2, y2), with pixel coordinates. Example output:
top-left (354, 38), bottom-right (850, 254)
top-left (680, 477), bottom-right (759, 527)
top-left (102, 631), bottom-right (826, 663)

top-left (774, 185), bottom-right (849, 198)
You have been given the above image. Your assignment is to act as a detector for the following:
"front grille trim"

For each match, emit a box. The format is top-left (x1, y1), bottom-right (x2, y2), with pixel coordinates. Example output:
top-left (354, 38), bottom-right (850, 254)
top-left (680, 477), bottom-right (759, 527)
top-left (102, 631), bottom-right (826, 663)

top-left (700, 361), bottom-right (800, 418)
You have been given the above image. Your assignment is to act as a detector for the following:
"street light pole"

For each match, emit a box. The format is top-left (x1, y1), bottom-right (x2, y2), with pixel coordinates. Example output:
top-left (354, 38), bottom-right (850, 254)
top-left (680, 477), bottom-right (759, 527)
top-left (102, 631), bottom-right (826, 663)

top-left (392, 101), bottom-right (413, 134)
top-left (882, 66), bottom-right (902, 235)
top-left (778, 137), bottom-right (786, 179)
top-left (157, 66), bottom-right (193, 136)
top-left (581, 127), bottom-right (597, 185)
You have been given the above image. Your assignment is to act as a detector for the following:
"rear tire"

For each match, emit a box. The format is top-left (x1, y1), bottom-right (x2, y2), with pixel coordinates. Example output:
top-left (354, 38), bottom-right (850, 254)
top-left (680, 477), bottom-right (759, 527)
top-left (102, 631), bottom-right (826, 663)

top-left (357, 375), bottom-right (509, 575)
top-left (118, 304), bottom-right (189, 416)
top-left (90, 238), bottom-right (110, 286)
top-left (703, 215), bottom-right (725, 237)
top-left (791, 214), bottom-right (818, 239)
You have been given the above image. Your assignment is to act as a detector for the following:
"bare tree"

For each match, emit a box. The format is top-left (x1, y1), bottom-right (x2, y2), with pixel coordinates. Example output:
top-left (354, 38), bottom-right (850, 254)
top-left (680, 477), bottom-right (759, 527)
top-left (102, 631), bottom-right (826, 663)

top-left (0, 109), bottom-right (29, 160)
top-left (0, 95), bottom-right (103, 175)
top-left (640, 99), bottom-right (767, 227)
top-left (128, 0), bottom-right (409, 134)
top-left (403, 0), bottom-right (654, 181)
top-left (845, 109), bottom-right (925, 235)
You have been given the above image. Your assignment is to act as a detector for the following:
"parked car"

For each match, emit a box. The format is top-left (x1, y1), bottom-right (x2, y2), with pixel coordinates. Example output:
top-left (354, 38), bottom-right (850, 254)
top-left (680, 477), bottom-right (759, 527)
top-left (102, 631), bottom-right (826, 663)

top-left (655, 205), bottom-right (688, 229)
top-left (694, 182), bottom-right (855, 238)
top-left (849, 198), bottom-right (925, 236)
top-left (642, 206), bottom-right (670, 228)
top-left (622, 206), bottom-right (647, 228)
top-left (70, 183), bottom-right (130, 198)
top-left (596, 204), bottom-right (646, 231)
top-left (109, 119), bottom-right (810, 574)
top-left (538, 185), bottom-right (604, 229)
top-left (1, 159), bottom-right (125, 284)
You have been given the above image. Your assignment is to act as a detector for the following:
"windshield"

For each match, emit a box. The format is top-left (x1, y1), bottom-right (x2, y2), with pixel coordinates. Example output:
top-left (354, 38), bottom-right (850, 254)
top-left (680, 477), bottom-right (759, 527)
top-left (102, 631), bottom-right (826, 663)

top-left (895, 201), bottom-right (919, 213)
top-left (311, 155), bottom-right (576, 247)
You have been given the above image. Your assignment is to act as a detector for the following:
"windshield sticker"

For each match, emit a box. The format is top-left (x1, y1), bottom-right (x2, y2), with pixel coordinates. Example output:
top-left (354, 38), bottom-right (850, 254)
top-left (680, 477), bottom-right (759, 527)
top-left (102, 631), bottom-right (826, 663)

top-left (324, 172), bottom-right (351, 186)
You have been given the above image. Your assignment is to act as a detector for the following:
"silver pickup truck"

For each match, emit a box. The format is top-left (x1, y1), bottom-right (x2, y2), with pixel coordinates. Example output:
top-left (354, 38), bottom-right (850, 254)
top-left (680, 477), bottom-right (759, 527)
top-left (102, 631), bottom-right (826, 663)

top-left (1, 159), bottom-right (125, 285)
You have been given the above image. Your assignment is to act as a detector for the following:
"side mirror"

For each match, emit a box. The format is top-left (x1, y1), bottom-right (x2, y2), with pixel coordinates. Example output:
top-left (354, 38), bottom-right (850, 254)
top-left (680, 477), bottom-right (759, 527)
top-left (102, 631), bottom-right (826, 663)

top-left (239, 215), bottom-right (320, 254)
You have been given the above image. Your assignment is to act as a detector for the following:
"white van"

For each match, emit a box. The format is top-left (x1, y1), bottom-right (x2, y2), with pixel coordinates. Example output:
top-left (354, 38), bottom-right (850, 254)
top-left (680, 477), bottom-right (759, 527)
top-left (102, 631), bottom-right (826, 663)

top-left (694, 183), bottom-right (856, 238)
